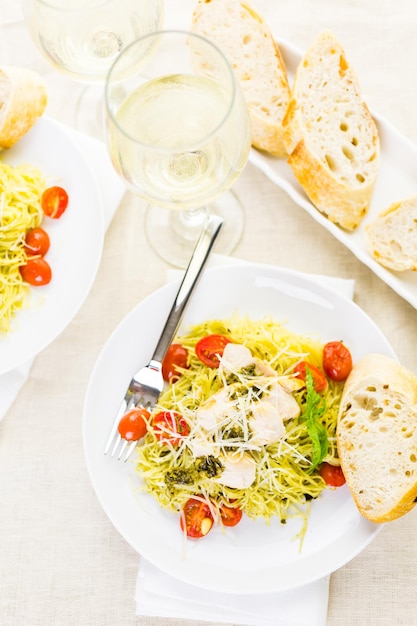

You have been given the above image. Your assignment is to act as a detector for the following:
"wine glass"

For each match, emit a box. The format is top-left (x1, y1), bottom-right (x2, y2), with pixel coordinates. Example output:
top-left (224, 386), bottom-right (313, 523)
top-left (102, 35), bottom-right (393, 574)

top-left (20, 0), bottom-right (164, 137)
top-left (104, 29), bottom-right (251, 267)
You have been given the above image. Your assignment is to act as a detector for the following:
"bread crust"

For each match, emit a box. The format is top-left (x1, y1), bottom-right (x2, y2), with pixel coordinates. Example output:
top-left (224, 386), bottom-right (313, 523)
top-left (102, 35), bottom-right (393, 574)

top-left (337, 353), bottom-right (417, 523)
top-left (287, 138), bottom-right (370, 230)
top-left (283, 30), bottom-right (380, 230)
top-left (0, 66), bottom-right (47, 149)
top-left (191, 0), bottom-right (291, 157)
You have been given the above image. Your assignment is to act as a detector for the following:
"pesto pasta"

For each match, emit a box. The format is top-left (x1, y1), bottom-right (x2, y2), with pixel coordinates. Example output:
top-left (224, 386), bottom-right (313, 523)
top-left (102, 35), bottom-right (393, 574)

top-left (0, 160), bottom-right (45, 332)
top-left (135, 314), bottom-right (344, 528)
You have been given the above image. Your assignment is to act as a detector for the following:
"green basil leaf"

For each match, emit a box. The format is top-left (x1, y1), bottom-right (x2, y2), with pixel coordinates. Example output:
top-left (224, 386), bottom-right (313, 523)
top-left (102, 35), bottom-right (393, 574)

top-left (303, 367), bottom-right (328, 473)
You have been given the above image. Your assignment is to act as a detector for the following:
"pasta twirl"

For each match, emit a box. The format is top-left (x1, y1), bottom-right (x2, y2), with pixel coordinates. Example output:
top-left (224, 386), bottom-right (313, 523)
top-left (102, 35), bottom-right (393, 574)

top-left (0, 161), bottom-right (45, 332)
top-left (135, 315), bottom-right (344, 528)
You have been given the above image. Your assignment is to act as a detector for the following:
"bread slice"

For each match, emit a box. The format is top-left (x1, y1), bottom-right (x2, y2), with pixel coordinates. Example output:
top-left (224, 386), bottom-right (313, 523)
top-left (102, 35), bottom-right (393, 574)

top-left (366, 193), bottom-right (417, 271)
top-left (0, 66), bottom-right (47, 149)
top-left (283, 30), bottom-right (380, 230)
top-left (191, 0), bottom-right (291, 157)
top-left (337, 353), bottom-right (417, 523)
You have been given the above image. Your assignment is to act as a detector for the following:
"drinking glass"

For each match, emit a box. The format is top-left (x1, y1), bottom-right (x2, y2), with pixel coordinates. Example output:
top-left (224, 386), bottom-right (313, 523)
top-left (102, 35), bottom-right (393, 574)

top-left (105, 29), bottom-right (251, 267)
top-left (20, 0), bottom-right (164, 136)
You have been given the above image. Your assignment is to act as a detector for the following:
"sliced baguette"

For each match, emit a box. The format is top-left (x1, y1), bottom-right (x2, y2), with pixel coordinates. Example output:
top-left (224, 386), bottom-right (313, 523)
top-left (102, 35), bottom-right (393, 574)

top-left (366, 193), bottom-right (417, 271)
top-left (283, 30), bottom-right (380, 230)
top-left (337, 353), bottom-right (417, 523)
top-left (191, 0), bottom-right (291, 157)
top-left (0, 66), bottom-right (47, 149)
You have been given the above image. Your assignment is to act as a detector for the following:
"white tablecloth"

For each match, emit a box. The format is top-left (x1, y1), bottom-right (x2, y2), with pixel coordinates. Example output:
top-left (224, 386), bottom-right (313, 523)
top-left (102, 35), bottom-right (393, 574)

top-left (1, 1), bottom-right (417, 625)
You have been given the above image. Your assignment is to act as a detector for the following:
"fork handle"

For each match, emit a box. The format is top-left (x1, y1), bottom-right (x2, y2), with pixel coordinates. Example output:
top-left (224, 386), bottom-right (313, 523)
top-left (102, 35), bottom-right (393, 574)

top-left (150, 214), bottom-right (223, 365)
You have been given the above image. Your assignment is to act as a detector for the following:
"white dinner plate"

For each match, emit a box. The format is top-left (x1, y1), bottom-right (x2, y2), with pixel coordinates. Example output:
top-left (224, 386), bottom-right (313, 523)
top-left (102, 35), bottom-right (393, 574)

top-left (0, 116), bottom-right (104, 374)
top-left (249, 39), bottom-right (417, 311)
top-left (83, 262), bottom-right (396, 594)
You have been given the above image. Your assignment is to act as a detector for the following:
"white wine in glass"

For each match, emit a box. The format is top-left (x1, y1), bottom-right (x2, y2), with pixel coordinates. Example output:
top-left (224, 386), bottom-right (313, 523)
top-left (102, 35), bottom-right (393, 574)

top-left (20, 0), bottom-right (164, 134)
top-left (105, 30), bottom-right (251, 267)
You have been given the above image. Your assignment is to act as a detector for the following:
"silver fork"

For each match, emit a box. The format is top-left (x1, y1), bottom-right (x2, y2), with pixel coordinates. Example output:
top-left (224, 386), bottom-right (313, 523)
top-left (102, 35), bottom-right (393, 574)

top-left (104, 214), bottom-right (223, 462)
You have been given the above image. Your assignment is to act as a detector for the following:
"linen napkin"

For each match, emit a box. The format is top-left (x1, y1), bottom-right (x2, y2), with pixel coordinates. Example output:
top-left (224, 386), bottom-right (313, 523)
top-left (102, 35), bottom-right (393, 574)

top-left (135, 258), bottom-right (355, 626)
top-left (0, 122), bottom-right (125, 422)
top-left (136, 559), bottom-right (330, 626)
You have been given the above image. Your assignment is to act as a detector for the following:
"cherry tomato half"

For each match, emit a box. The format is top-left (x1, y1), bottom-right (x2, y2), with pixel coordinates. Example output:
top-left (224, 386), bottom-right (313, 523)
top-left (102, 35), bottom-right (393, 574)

top-left (162, 343), bottom-right (189, 383)
top-left (294, 361), bottom-right (328, 393)
top-left (24, 227), bottom-right (50, 257)
top-left (195, 334), bottom-right (232, 368)
top-left (118, 408), bottom-right (150, 441)
top-left (20, 257), bottom-right (52, 286)
top-left (320, 462), bottom-right (346, 487)
top-left (323, 341), bottom-right (353, 382)
top-left (152, 410), bottom-right (190, 446)
top-left (180, 497), bottom-right (214, 538)
top-left (219, 502), bottom-right (243, 527)
top-left (41, 186), bottom-right (69, 218)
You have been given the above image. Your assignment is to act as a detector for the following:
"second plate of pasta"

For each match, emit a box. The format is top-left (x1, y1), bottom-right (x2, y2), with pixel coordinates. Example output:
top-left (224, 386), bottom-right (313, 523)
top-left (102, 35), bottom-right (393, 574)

top-left (0, 116), bottom-right (104, 373)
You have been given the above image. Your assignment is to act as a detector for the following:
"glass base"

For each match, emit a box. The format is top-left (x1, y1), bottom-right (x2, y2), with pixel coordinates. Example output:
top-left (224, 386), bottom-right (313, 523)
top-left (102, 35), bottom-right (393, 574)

top-left (144, 190), bottom-right (245, 268)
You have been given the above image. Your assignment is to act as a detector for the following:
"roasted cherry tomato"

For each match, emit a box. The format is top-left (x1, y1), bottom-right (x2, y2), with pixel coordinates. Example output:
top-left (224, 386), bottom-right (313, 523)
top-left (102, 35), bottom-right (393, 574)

top-left (323, 341), bottom-right (353, 382)
top-left (294, 361), bottom-right (328, 393)
top-left (180, 496), bottom-right (214, 538)
top-left (320, 462), bottom-right (346, 487)
top-left (195, 334), bottom-right (232, 368)
top-left (118, 408), bottom-right (150, 441)
top-left (24, 227), bottom-right (50, 257)
top-left (162, 343), bottom-right (189, 383)
top-left (219, 502), bottom-right (243, 527)
top-left (19, 257), bottom-right (52, 286)
top-left (41, 185), bottom-right (69, 218)
top-left (152, 410), bottom-right (190, 445)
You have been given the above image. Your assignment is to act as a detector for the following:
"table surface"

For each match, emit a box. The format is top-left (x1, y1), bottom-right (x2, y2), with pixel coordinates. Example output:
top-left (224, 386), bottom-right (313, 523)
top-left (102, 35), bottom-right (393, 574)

top-left (1, 1), bottom-right (417, 624)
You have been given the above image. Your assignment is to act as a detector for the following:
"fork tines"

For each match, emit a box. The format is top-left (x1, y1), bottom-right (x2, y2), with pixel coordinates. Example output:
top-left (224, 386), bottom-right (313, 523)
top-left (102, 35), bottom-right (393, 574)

top-left (108, 434), bottom-right (138, 463)
top-left (104, 400), bottom-right (138, 463)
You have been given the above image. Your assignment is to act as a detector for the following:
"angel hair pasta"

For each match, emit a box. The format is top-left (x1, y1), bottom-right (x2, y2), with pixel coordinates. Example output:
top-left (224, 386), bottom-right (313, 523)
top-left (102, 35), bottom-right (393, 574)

top-left (0, 160), bottom-right (45, 332)
top-left (134, 315), bottom-right (345, 534)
